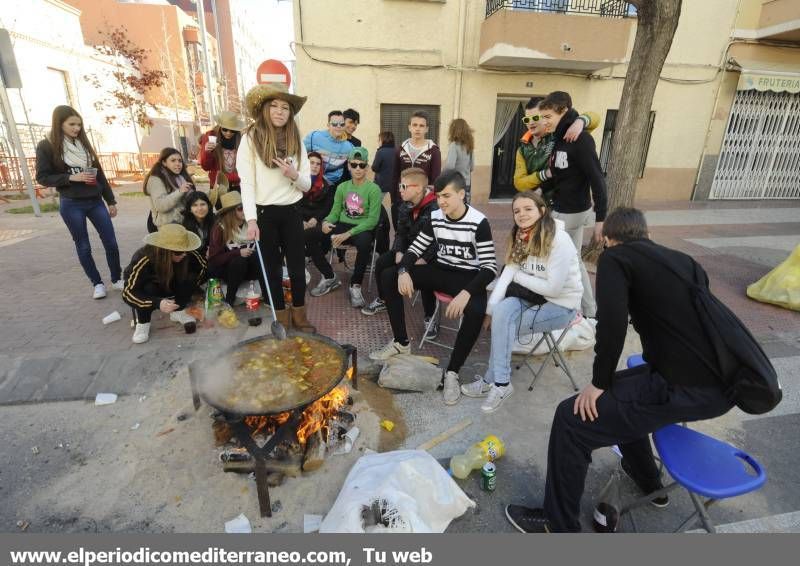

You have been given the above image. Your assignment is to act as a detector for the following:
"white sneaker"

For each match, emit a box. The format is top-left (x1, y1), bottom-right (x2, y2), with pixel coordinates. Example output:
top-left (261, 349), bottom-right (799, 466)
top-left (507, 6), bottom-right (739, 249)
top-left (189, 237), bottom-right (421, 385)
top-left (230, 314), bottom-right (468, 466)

top-left (481, 383), bottom-right (514, 413)
top-left (309, 275), bottom-right (341, 297)
top-left (132, 322), bottom-right (151, 344)
top-left (443, 370), bottom-right (461, 405)
top-left (169, 310), bottom-right (197, 333)
top-left (92, 283), bottom-right (107, 299)
top-left (369, 339), bottom-right (411, 362)
top-left (349, 284), bottom-right (366, 308)
top-left (111, 280), bottom-right (125, 291)
top-left (461, 378), bottom-right (492, 398)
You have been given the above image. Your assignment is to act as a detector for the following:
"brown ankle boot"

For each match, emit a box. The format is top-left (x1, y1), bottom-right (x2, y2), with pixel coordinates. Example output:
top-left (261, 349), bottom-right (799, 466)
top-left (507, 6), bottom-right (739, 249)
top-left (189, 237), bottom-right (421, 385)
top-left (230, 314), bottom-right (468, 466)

top-left (274, 308), bottom-right (291, 331)
top-left (290, 305), bottom-right (316, 333)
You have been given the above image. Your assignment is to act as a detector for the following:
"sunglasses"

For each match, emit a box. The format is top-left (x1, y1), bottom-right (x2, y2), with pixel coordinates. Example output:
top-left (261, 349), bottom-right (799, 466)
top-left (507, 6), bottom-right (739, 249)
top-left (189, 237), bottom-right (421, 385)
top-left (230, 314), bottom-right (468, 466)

top-left (220, 128), bottom-right (233, 133)
top-left (398, 183), bottom-right (421, 191)
top-left (330, 121), bottom-right (346, 127)
top-left (349, 161), bottom-right (368, 169)
top-left (236, 206), bottom-right (243, 211)
top-left (522, 115), bottom-right (541, 125)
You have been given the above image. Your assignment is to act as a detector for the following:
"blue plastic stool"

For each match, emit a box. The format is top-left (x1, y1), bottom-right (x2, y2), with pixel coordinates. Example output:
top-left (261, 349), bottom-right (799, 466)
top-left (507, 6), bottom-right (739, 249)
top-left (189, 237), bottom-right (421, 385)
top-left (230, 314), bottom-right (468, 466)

top-left (619, 354), bottom-right (767, 532)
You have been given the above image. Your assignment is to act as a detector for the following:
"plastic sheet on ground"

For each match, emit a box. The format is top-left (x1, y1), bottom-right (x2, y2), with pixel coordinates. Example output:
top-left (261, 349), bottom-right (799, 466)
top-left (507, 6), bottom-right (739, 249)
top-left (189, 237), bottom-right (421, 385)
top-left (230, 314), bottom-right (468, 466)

top-left (746, 244), bottom-right (800, 312)
top-left (319, 450), bottom-right (475, 533)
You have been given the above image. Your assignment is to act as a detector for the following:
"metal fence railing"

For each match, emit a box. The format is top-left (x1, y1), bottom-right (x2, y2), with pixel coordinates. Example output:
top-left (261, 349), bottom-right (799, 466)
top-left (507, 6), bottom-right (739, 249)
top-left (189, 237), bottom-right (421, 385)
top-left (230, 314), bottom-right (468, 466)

top-left (0, 150), bottom-right (161, 192)
top-left (485, 0), bottom-right (633, 19)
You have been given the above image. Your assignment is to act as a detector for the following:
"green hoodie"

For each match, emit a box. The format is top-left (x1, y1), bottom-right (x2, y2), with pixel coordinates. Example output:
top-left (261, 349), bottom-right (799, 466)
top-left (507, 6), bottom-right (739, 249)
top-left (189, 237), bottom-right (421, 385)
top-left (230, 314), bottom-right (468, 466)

top-left (324, 179), bottom-right (382, 235)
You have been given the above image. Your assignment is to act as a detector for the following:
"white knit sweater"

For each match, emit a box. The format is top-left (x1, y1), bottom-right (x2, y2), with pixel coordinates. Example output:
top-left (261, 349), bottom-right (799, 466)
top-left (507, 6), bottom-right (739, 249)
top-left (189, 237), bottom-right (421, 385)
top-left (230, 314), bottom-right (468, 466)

top-left (237, 133), bottom-right (312, 221)
top-left (487, 219), bottom-right (583, 314)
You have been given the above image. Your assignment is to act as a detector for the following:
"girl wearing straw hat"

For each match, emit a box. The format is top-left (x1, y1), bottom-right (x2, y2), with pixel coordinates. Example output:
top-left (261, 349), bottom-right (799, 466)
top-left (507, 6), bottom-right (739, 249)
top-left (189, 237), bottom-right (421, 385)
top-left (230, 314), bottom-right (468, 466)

top-left (207, 191), bottom-right (267, 307)
top-left (200, 110), bottom-right (247, 193)
top-left (237, 83), bottom-right (315, 333)
top-left (122, 224), bottom-right (208, 344)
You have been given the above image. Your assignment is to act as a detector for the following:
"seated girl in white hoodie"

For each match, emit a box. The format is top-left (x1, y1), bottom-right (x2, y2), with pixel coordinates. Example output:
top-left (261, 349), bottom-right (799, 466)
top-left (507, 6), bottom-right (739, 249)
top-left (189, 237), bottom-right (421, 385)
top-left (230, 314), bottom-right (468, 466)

top-left (462, 192), bottom-right (583, 413)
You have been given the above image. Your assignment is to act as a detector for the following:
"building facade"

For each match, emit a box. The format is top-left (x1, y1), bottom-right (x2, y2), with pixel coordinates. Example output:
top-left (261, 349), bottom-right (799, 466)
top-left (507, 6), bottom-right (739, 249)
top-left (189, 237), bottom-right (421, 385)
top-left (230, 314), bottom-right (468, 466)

top-left (293, 0), bottom-right (800, 204)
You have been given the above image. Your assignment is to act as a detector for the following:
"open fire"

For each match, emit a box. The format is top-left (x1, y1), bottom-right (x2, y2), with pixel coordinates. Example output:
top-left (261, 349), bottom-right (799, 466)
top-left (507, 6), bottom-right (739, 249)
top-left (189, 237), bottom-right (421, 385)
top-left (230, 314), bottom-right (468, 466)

top-left (243, 368), bottom-right (353, 445)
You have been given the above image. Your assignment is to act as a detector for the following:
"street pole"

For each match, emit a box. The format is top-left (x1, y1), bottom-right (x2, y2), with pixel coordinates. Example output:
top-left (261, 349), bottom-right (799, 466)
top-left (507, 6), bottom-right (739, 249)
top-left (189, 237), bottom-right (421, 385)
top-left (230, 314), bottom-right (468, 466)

top-left (0, 73), bottom-right (40, 216)
top-left (210, 0), bottom-right (226, 106)
top-left (195, 0), bottom-right (216, 119)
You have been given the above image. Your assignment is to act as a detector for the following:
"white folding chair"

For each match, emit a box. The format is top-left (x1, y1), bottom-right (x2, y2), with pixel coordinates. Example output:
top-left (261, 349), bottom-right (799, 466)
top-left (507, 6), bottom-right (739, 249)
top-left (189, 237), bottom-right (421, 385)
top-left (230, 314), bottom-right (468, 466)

top-left (515, 312), bottom-right (582, 392)
top-left (418, 291), bottom-right (462, 350)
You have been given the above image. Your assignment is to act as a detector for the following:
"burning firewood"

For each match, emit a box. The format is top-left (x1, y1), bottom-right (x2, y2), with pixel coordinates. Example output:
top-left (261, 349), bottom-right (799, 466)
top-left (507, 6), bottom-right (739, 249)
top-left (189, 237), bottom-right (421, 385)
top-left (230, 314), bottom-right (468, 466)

top-left (222, 455), bottom-right (303, 477)
top-left (302, 430), bottom-right (326, 472)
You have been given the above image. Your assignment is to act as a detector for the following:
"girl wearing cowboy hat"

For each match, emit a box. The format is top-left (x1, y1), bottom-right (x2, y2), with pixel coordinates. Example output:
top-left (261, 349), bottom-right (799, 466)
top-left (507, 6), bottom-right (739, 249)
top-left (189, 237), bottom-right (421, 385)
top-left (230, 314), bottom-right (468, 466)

top-left (207, 191), bottom-right (267, 308)
top-left (122, 224), bottom-right (208, 344)
top-left (200, 110), bottom-right (247, 193)
top-left (237, 83), bottom-right (315, 333)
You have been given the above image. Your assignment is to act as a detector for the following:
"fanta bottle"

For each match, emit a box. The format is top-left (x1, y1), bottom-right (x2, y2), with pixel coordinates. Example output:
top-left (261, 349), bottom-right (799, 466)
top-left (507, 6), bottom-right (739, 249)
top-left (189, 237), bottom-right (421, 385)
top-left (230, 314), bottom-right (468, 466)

top-left (450, 435), bottom-right (505, 479)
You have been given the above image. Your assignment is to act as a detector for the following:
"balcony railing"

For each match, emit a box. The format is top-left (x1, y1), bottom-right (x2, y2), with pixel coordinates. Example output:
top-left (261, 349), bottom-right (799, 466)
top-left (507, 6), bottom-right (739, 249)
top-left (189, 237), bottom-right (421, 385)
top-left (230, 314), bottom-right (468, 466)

top-left (485, 0), bottom-right (633, 19)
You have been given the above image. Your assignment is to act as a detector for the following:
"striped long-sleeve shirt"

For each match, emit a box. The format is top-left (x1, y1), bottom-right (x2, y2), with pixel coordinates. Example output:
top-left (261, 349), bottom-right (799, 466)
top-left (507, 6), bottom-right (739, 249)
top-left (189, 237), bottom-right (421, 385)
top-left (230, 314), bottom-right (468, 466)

top-left (402, 206), bottom-right (497, 296)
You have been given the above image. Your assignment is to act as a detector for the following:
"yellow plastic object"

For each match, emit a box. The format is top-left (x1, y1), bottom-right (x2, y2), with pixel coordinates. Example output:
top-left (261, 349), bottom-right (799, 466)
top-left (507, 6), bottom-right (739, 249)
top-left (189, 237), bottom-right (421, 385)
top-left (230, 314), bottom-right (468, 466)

top-left (217, 306), bottom-right (240, 329)
top-left (380, 419), bottom-right (395, 432)
top-left (450, 435), bottom-right (505, 479)
top-left (746, 244), bottom-right (800, 312)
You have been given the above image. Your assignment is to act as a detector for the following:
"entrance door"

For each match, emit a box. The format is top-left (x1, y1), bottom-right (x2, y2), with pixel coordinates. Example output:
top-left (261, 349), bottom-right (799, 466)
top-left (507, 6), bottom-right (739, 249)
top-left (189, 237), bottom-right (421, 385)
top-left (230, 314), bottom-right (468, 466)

top-left (490, 99), bottom-right (527, 199)
top-left (711, 89), bottom-right (800, 199)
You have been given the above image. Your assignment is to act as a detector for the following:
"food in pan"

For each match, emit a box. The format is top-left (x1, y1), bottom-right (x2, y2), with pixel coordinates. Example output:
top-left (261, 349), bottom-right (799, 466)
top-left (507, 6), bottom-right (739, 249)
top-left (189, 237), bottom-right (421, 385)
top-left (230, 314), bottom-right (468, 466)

top-left (210, 336), bottom-right (344, 413)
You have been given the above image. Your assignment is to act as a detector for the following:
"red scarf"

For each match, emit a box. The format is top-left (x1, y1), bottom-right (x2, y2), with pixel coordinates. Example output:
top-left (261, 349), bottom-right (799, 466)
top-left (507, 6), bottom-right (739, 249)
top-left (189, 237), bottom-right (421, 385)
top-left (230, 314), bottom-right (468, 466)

top-left (306, 174), bottom-right (326, 203)
top-left (411, 192), bottom-right (437, 221)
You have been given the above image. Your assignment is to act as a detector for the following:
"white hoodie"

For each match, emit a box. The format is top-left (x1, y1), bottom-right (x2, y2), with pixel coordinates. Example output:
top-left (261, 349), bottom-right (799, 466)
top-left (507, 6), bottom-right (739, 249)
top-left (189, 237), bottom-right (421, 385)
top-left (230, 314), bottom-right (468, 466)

top-left (486, 219), bottom-right (583, 315)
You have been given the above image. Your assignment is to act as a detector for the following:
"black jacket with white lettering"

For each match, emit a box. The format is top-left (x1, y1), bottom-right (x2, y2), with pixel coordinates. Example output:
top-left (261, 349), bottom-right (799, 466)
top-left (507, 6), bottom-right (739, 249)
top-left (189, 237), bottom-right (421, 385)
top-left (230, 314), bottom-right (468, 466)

top-left (548, 109), bottom-right (608, 221)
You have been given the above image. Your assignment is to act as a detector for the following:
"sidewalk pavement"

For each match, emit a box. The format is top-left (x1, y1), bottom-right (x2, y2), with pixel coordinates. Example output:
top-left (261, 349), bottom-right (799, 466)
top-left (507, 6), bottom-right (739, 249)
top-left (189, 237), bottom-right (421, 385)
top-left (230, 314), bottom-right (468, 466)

top-left (1, 187), bottom-right (798, 533)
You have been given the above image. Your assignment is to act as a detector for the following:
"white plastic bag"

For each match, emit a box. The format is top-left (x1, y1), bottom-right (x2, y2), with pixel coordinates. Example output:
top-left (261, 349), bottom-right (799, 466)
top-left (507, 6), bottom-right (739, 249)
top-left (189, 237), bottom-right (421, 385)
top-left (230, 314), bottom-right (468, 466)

top-left (319, 450), bottom-right (475, 533)
top-left (512, 317), bottom-right (597, 355)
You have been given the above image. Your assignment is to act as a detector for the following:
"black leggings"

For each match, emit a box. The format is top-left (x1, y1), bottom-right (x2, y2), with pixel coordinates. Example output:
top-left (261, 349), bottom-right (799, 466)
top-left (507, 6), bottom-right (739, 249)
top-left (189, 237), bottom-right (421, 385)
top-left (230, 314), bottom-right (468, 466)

top-left (381, 263), bottom-right (487, 373)
top-left (306, 224), bottom-right (374, 285)
top-left (257, 204), bottom-right (306, 309)
top-left (374, 252), bottom-right (435, 317)
top-left (209, 254), bottom-right (265, 306)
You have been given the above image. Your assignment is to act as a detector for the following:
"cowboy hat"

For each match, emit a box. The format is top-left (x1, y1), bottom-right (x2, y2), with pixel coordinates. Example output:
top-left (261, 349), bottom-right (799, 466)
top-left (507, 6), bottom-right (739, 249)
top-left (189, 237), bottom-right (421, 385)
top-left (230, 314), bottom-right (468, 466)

top-left (218, 191), bottom-right (243, 214)
top-left (209, 171), bottom-right (230, 208)
top-left (245, 82), bottom-right (306, 119)
top-left (143, 223), bottom-right (201, 252)
top-left (213, 110), bottom-right (248, 132)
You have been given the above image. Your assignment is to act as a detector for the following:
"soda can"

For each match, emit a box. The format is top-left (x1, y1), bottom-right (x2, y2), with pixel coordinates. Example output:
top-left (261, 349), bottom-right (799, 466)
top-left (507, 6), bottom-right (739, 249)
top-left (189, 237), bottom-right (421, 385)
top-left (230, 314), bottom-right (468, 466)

top-left (481, 462), bottom-right (496, 492)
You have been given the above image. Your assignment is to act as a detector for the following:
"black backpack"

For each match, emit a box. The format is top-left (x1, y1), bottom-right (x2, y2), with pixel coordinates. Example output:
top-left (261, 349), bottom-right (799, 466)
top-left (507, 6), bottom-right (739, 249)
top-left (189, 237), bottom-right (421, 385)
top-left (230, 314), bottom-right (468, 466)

top-left (629, 242), bottom-right (782, 415)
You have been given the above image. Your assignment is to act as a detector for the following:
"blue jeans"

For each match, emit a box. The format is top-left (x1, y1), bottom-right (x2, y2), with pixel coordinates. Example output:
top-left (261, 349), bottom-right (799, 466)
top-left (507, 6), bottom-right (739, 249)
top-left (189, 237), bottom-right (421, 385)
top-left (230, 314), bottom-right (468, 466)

top-left (59, 197), bottom-right (121, 286)
top-left (484, 297), bottom-right (575, 385)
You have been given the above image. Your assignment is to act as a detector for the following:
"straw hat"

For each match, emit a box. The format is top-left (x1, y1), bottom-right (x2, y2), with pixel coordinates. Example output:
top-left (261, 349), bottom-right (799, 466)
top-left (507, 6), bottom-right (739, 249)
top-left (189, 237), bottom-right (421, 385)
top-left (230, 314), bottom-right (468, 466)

top-left (143, 223), bottom-right (201, 252)
top-left (245, 82), bottom-right (306, 119)
top-left (218, 191), bottom-right (243, 214)
top-left (209, 171), bottom-right (229, 208)
top-left (213, 110), bottom-right (248, 132)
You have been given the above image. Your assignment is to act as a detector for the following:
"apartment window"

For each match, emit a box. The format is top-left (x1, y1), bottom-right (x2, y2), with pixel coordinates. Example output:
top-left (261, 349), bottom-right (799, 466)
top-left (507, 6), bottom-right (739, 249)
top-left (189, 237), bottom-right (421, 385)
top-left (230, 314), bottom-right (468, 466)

top-left (380, 104), bottom-right (440, 147)
top-left (599, 109), bottom-right (655, 178)
top-left (45, 67), bottom-right (73, 107)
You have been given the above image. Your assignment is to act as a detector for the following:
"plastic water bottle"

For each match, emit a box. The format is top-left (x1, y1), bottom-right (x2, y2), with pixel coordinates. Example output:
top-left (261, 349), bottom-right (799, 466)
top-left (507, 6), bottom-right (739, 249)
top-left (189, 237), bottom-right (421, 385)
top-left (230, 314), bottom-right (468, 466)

top-left (450, 435), bottom-right (505, 479)
top-left (592, 467), bottom-right (622, 533)
top-left (245, 281), bottom-right (262, 326)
